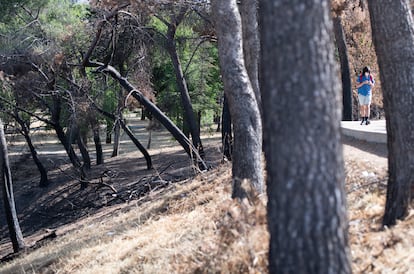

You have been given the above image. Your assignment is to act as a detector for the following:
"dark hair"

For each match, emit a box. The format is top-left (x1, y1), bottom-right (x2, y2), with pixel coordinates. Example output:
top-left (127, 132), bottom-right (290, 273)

top-left (362, 66), bottom-right (371, 74)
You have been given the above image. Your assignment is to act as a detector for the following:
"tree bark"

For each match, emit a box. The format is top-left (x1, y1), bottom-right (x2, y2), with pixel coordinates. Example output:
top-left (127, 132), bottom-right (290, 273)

top-left (0, 120), bottom-right (26, 252)
top-left (166, 11), bottom-right (205, 160)
top-left (239, 0), bottom-right (262, 116)
top-left (50, 96), bottom-right (81, 168)
top-left (333, 15), bottom-right (353, 121)
top-left (86, 63), bottom-right (206, 169)
top-left (212, 0), bottom-right (264, 197)
top-left (367, 0), bottom-right (414, 226)
top-left (260, 0), bottom-right (351, 273)
top-left (221, 95), bottom-right (233, 161)
top-left (119, 119), bottom-right (152, 170)
top-left (93, 125), bottom-right (104, 165)
top-left (13, 113), bottom-right (48, 187)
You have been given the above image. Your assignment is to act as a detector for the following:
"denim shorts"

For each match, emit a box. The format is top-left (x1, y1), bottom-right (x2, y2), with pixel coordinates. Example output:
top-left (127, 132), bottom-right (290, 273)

top-left (358, 94), bottom-right (372, 105)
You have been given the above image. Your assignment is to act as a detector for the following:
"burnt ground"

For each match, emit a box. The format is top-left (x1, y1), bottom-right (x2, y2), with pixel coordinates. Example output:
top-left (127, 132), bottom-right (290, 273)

top-left (0, 116), bottom-right (223, 257)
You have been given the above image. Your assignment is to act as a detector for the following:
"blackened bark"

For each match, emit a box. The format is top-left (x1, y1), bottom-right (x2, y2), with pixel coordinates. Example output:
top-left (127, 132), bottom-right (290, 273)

top-left (88, 62), bottom-right (207, 171)
top-left (119, 119), bottom-right (152, 170)
top-left (221, 95), bottom-right (233, 161)
top-left (14, 114), bottom-right (48, 187)
top-left (367, 0), bottom-right (414, 226)
top-left (112, 88), bottom-right (123, 158)
top-left (111, 119), bottom-right (120, 157)
top-left (51, 97), bottom-right (81, 168)
top-left (212, 0), bottom-right (264, 196)
top-left (92, 97), bottom-right (153, 170)
top-left (333, 15), bottom-right (353, 121)
top-left (0, 121), bottom-right (26, 252)
top-left (93, 126), bottom-right (104, 165)
top-left (166, 8), bottom-right (205, 160)
top-left (260, 0), bottom-right (351, 273)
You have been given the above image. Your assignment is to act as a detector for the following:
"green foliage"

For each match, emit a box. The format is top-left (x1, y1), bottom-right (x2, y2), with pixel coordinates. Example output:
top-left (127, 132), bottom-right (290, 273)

top-left (149, 14), bottom-right (223, 128)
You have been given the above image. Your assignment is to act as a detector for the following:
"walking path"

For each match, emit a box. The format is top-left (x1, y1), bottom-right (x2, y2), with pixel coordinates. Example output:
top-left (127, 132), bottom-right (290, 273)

top-left (341, 119), bottom-right (386, 143)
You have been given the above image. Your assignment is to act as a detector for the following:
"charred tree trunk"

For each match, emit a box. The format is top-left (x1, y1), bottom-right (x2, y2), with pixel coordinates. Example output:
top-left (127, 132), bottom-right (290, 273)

top-left (13, 113), bottom-right (48, 187)
top-left (92, 103), bottom-right (152, 170)
top-left (166, 8), bottom-right (205, 160)
top-left (119, 119), bottom-right (152, 170)
top-left (112, 88), bottom-right (123, 158)
top-left (51, 97), bottom-right (81, 168)
top-left (93, 125), bottom-right (104, 165)
top-left (260, 0), bottom-right (351, 272)
top-left (221, 95), bottom-right (233, 161)
top-left (87, 61), bottom-right (207, 170)
top-left (0, 120), bottom-right (26, 252)
top-left (212, 0), bottom-right (264, 196)
top-left (333, 15), bottom-right (353, 121)
top-left (368, 0), bottom-right (414, 226)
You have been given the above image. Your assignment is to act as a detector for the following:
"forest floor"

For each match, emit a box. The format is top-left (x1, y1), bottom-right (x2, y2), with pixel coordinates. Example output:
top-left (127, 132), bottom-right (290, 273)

top-left (0, 116), bottom-right (413, 273)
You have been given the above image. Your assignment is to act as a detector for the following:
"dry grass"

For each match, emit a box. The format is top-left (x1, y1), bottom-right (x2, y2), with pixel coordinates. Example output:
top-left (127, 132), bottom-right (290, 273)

top-left (0, 163), bottom-right (269, 274)
top-left (1, 143), bottom-right (414, 273)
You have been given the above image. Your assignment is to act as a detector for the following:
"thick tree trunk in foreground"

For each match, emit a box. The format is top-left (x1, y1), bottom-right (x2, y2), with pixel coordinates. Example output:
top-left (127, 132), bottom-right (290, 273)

top-left (0, 120), bottom-right (26, 252)
top-left (212, 0), bottom-right (264, 197)
top-left (333, 15), bottom-right (353, 121)
top-left (239, 0), bottom-right (262, 116)
top-left (260, 0), bottom-right (351, 273)
top-left (368, 0), bottom-right (414, 226)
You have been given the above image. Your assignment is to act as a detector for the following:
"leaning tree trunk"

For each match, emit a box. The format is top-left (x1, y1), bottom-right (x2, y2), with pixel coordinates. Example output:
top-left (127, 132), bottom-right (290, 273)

top-left (368, 0), bottom-right (414, 227)
top-left (260, 0), bottom-right (351, 273)
top-left (0, 120), bottom-right (26, 252)
top-left (14, 113), bottom-right (48, 187)
top-left (239, 0), bottom-right (262, 116)
top-left (92, 104), bottom-right (152, 170)
top-left (86, 61), bottom-right (207, 170)
top-left (50, 96), bottom-right (81, 168)
top-left (212, 0), bottom-right (264, 197)
top-left (333, 15), bottom-right (353, 121)
top-left (166, 14), bottom-right (205, 160)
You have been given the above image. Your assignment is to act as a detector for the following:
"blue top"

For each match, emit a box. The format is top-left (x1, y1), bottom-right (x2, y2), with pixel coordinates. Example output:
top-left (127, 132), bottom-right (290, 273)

top-left (357, 75), bottom-right (375, 96)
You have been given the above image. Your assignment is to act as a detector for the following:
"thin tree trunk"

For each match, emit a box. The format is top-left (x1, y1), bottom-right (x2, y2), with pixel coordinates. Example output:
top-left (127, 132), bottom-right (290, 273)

top-left (93, 126), bottom-right (104, 165)
top-left (0, 120), bottom-right (26, 252)
top-left (221, 95), bottom-right (232, 161)
top-left (333, 15), bottom-right (353, 121)
top-left (14, 114), bottom-right (48, 187)
top-left (92, 102), bottom-right (153, 170)
top-left (212, 0), bottom-right (264, 197)
top-left (119, 119), bottom-right (152, 170)
top-left (51, 97), bottom-right (81, 168)
top-left (166, 8), bottom-right (205, 160)
top-left (111, 119), bottom-right (120, 157)
top-left (239, 0), bottom-right (262, 116)
top-left (77, 133), bottom-right (91, 170)
top-left (260, 0), bottom-right (351, 272)
top-left (367, 0), bottom-right (414, 226)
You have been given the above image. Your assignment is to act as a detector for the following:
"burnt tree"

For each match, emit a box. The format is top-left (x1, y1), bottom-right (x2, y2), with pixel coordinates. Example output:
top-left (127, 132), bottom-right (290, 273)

top-left (0, 120), bottom-right (26, 252)
top-left (368, 0), bottom-right (414, 226)
top-left (260, 0), bottom-right (351, 272)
